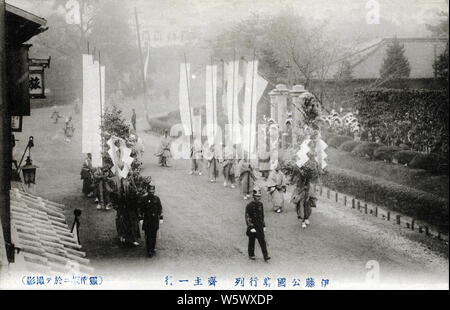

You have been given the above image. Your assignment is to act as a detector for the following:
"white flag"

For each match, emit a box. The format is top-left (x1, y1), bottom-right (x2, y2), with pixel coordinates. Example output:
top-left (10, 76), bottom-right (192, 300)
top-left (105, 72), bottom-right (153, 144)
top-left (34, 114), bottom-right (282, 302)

top-left (226, 61), bottom-right (241, 144)
top-left (296, 138), bottom-right (311, 168)
top-left (205, 65), bottom-right (218, 145)
top-left (179, 63), bottom-right (192, 136)
top-left (242, 60), bottom-right (259, 157)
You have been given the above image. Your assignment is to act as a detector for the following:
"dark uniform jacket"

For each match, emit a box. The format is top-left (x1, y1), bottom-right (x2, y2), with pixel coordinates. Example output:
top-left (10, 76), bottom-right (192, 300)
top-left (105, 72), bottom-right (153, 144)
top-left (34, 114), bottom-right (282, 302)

top-left (140, 194), bottom-right (163, 232)
top-left (245, 201), bottom-right (265, 235)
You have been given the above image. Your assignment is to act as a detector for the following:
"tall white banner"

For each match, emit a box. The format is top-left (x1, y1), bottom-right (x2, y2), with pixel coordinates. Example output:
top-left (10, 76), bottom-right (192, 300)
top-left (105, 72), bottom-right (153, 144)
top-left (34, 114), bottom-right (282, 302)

top-left (242, 60), bottom-right (259, 157)
top-left (82, 54), bottom-right (93, 155)
top-left (226, 61), bottom-right (241, 144)
top-left (82, 55), bottom-right (103, 167)
top-left (91, 60), bottom-right (103, 167)
top-left (205, 65), bottom-right (218, 146)
top-left (179, 63), bottom-right (192, 136)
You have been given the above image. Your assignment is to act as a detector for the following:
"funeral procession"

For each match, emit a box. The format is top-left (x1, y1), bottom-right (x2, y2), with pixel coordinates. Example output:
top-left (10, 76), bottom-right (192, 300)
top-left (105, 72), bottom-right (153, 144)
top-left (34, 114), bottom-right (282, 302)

top-left (0, 0), bottom-right (449, 291)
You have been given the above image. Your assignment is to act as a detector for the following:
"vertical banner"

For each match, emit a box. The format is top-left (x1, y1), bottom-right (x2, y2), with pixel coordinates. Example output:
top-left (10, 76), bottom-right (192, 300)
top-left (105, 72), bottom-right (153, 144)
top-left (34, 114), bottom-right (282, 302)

top-left (82, 54), bottom-right (94, 154)
top-left (192, 108), bottom-right (202, 146)
top-left (226, 61), bottom-right (241, 144)
top-left (101, 66), bottom-right (105, 114)
top-left (179, 63), bottom-right (192, 136)
top-left (242, 60), bottom-right (259, 158)
top-left (91, 60), bottom-right (103, 167)
top-left (205, 65), bottom-right (218, 146)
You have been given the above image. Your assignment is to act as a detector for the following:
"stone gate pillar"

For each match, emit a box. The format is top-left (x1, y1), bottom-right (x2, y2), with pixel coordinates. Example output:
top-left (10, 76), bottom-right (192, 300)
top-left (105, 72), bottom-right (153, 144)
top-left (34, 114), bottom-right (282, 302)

top-left (268, 84), bottom-right (289, 130)
top-left (289, 85), bottom-right (308, 146)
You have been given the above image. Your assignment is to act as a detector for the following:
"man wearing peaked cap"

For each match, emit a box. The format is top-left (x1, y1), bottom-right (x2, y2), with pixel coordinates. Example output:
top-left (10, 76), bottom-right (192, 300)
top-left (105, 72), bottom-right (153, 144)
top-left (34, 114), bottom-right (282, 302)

top-left (139, 184), bottom-right (163, 257)
top-left (245, 186), bottom-right (270, 262)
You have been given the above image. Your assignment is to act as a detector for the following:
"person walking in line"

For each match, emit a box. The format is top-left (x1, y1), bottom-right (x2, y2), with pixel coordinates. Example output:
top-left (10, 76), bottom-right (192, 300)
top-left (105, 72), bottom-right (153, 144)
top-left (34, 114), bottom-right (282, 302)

top-left (222, 156), bottom-right (236, 188)
top-left (131, 109), bottom-right (137, 132)
top-left (245, 187), bottom-right (270, 262)
top-left (50, 105), bottom-right (63, 124)
top-left (139, 184), bottom-right (163, 257)
top-left (290, 157), bottom-right (319, 229)
top-left (155, 130), bottom-right (172, 167)
top-left (238, 159), bottom-right (256, 200)
top-left (267, 162), bottom-right (287, 213)
top-left (80, 153), bottom-right (94, 198)
top-left (63, 116), bottom-right (75, 143)
top-left (206, 144), bottom-right (219, 183)
top-left (190, 138), bottom-right (203, 176)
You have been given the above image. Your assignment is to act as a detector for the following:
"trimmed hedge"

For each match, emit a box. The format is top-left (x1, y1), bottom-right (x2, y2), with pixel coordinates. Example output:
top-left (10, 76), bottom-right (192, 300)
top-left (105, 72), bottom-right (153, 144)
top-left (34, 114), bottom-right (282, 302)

top-left (321, 166), bottom-right (449, 232)
top-left (351, 142), bottom-right (385, 158)
top-left (392, 150), bottom-right (421, 165)
top-left (328, 135), bottom-right (353, 148)
top-left (373, 146), bottom-right (401, 162)
top-left (339, 140), bottom-right (361, 152)
top-left (409, 153), bottom-right (445, 173)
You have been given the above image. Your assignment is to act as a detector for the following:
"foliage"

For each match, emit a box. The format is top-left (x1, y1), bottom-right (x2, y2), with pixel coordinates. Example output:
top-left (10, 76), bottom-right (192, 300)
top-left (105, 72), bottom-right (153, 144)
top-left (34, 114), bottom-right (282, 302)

top-left (351, 142), bottom-right (385, 158)
top-left (409, 153), bottom-right (446, 173)
top-left (281, 159), bottom-right (320, 188)
top-left (433, 42), bottom-right (449, 86)
top-left (373, 146), bottom-right (401, 162)
top-left (29, 0), bottom-right (140, 104)
top-left (379, 37), bottom-right (411, 80)
top-left (339, 140), bottom-right (361, 152)
top-left (334, 60), bottom-right (353, 81)
top-left (321, 166), bottom-right (449, 232)
top-left (392, 150), bottom-right (421, 165)
top-left (328, 135), bottom-right (353, 148)
top-left (100, 105), bottom-right (143, 174)
top-left (354, 88), bottom-right (449, 160)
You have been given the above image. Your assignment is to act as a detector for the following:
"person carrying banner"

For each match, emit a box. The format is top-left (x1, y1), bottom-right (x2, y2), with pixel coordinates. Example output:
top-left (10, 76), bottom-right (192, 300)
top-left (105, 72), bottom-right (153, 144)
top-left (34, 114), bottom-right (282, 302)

top-left (131, 109), bottom-right (137, 132)
top-left (222, 157), bottom-right (236, 188)
top-left (63, 116), bottom-right (75, 143)
top-left (267, 162), bottom-right (287, 213)
top-left (245, 187), bottom-right (270, 261)
top-left (207, 144), bottom-right (220, 182)
top-left (110, 176), bottom-right (141, 246)
top-left (80, 153), bottom-right (94, 198)
top-left (290, 156), bottom-right (319, 229)
top-left (190, 138), bottom-right (203, 176)
top-left (238, 159), bottom-right (256, 200)
top-left (139, 184), bottom-right (163, 257)
top-left (155, 130), bottom-right (172, 167)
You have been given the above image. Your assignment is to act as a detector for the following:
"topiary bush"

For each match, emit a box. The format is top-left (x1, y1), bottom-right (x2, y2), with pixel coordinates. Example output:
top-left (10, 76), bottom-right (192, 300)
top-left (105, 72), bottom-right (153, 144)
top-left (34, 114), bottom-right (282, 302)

top-left (351, 142), bottom-right (385, 158)
top-left (321, 166), bottom-right (449, 232)
top-left (373, 146), bottom-right (401, 162)
top-left (339, 140), bottom-right (361, 152)
top-left (392, 150), bottom-right (421, 165)
top-left (328, 135), bottom-right (353, 148)
top-left (409, 153), bottom-right (443, 173)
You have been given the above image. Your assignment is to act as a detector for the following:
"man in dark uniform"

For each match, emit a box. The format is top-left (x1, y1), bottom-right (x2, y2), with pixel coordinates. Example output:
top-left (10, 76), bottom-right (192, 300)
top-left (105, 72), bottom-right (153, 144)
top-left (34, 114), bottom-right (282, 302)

top-left (140, 184), bottom-right (163, 257)
top-left (245, 187), bottom-right (270, 261)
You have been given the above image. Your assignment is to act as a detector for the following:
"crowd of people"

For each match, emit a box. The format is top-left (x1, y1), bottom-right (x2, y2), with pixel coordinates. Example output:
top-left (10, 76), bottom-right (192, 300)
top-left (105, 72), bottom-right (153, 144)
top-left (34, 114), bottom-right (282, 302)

top-left (80, 152), bottom-right (163, 257)
top-left (152, 124), bottom-right (320, 261)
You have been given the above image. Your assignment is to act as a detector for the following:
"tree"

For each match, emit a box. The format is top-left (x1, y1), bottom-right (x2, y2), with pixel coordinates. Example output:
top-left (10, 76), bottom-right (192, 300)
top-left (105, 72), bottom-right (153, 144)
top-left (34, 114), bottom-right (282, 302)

top-left (426, 11), bottom-right (449, 39)
top-left (433, 42), bottom-right (449, 85)
top-left (334, 60), bottom-right (353, 81)
top-left (379, 37), bottom-right (411, 79)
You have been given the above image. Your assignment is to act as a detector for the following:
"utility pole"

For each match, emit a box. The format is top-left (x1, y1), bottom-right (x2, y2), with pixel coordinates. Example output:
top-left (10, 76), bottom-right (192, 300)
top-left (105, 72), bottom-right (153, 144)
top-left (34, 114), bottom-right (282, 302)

top-left (0, 0), bottom-right (14, 262)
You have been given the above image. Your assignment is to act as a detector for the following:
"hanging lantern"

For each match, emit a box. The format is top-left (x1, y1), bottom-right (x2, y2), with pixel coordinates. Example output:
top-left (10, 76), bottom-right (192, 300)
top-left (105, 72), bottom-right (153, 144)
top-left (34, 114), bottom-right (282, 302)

top-left (21, 156), bottom-right (38, 185)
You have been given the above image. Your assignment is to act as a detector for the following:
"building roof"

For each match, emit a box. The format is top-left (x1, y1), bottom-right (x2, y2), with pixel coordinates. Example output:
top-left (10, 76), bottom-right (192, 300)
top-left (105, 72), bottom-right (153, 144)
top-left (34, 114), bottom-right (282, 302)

top-left (327, 37), bottom-right (448, 79)
top-left (5, 3), bottom-right (48, 45)
top-left (1, 185), bottom-right (93, 279)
